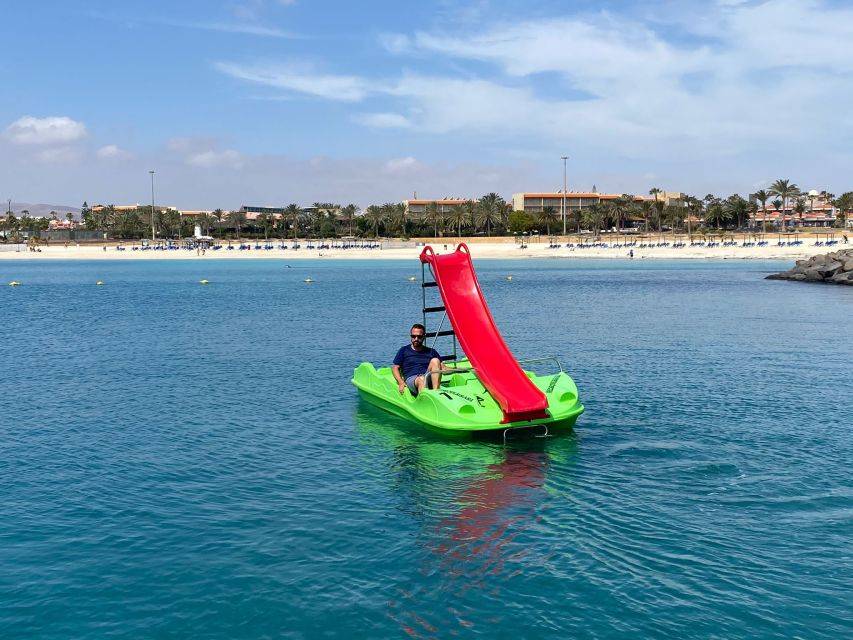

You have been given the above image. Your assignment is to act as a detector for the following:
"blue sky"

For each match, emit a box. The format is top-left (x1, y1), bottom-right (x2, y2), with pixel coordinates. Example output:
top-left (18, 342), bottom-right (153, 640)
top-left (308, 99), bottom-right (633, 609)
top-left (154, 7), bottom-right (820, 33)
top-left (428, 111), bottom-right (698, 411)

top-left (2, 0), bottom-right (852, 209)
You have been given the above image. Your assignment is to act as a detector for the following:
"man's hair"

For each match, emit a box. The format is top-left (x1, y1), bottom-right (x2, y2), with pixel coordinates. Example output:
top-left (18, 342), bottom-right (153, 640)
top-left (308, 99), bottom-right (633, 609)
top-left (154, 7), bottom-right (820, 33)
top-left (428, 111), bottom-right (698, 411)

top-left (411, 323), bottom-right (426, 333)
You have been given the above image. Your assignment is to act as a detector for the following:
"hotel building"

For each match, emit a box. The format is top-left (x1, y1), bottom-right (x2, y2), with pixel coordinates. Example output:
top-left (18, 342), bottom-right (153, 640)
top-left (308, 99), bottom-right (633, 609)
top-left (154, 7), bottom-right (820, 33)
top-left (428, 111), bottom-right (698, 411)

top-left (511, 191), bottom-right (683, 214)
top-left (403, 199), bottom-right (470, 219)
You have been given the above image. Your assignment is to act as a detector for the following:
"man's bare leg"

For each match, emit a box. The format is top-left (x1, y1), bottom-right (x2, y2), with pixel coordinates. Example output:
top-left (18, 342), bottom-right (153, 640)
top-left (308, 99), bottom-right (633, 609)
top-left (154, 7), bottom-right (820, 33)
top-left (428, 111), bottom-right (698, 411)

top-left (428, 357), bottom-right (442, 390)
top-left (415, 375), bottom-right (426, 394)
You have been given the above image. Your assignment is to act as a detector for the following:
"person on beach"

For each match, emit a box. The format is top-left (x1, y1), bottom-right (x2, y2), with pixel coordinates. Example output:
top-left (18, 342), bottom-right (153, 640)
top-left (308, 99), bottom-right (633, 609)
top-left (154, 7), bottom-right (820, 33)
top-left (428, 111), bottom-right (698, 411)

top-left (391, 323), bottom-right (447, 396)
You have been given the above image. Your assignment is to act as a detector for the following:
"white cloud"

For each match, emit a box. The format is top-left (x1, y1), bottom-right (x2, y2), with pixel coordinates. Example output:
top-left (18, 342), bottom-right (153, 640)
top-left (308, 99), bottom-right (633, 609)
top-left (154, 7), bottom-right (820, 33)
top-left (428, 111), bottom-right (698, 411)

top-left (383, 156), bottom-right (420, 173)
top-left (214, 1), bottom-right (852, 163)
top-left (97, 144), bottom-right (131, 159)
top-left (33, 147), bottom-right (82, 164)
top-left (190, 22), bottom-right (294, 38)
top-left (215, 61), bottom-right (371, 102)
top-left (5, 116), bottom-right (87, 145)
top-left (186, 149), bottom-right (245, 169)
top-left (353, 112), bottom-right (412, 128)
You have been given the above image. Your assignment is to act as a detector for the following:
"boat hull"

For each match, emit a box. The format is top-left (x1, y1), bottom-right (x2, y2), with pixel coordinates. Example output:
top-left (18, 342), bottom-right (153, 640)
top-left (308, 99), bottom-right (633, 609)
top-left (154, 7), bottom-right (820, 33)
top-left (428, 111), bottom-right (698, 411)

top-left (351, 361), bottom-right (584, 435)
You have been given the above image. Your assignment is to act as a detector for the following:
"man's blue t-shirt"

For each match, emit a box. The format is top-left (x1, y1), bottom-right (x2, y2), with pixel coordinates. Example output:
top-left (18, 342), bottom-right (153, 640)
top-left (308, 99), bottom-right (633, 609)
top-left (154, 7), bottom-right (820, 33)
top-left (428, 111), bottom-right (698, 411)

top-left (393, 345), bottom-right (441, 379)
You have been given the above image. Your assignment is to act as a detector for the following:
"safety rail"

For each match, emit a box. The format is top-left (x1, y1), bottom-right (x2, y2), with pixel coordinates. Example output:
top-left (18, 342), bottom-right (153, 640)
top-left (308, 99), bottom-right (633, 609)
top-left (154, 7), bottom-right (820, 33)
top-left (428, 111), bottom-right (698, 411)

top-left (440, 356), bottom-right (564, 376)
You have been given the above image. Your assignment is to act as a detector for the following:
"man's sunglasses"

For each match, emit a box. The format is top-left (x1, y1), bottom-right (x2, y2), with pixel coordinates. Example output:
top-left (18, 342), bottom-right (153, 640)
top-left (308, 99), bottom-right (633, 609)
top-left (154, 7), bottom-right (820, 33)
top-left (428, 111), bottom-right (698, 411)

top-left (410, 334), bottom-right (425, 340)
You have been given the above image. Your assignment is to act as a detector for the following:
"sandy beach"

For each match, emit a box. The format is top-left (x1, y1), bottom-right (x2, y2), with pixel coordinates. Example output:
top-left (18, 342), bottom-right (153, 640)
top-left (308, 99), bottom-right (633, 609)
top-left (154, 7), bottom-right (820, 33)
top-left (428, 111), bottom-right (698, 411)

top-left (0, 237), bottom-right (842, 261)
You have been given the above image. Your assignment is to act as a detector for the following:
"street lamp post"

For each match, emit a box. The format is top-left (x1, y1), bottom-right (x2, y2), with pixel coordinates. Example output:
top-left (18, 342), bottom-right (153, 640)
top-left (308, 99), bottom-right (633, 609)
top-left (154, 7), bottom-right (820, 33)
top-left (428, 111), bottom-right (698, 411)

top-left (149, 170), bottom-right (156, 241)
top-left (561, 156), bottom-right (568, 236)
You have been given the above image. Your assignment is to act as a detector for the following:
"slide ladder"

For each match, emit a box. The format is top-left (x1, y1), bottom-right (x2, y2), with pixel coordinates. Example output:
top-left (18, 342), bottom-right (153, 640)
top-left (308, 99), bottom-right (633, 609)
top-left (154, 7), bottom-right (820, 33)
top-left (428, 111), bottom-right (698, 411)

top-left (420, 244), bottom-right (549, 424)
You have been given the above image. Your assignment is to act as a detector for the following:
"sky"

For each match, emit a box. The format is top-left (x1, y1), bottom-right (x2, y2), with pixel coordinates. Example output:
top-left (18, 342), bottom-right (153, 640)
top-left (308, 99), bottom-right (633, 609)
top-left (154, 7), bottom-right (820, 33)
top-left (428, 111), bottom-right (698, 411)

top-left (1, 0), bottom-right (852, 209)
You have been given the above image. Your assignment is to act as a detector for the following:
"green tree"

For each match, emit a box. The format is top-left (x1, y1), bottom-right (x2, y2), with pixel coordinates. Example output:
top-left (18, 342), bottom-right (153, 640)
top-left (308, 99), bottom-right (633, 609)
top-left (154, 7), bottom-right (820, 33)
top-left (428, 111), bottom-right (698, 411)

top-left (639, 201), bottom-right (653, 233)
top-left (340, 203), bottom-right (359, 237)
top-left (833, 192), bottom-right (853, 228)
top-left (284, 204), bottom-right (302, 240)
top-left (423, 202), bottom-right (442, 237)
top-left (364, 205), bottom-right (384, 237)
top-left (768, 179), bottom-right (800, 231)
top-left (256, 212), bottom-right (274, 240)
top-left (723, 195), bottom-right (750, 229)
top-left (536, 206), bottom-right (557, 235)
top-left (652, 198), bottom-right (666, 231)
top-left (751, 189), bottom-right (770, 233)
top-left (477, 193), bottom-right (505, 236)
top-left (447, 204), bottom-right (468, 237)
top-left (612, 195), bottom-right (635, 232)
top-left (228, 210), bottom-right (246, 239)
top-left (581, 203), bottom-right (606, 235)
top-left (793, 196), bottom-right (806, 227)
top-left (704, 198), bottom-right (728, 229)
top-left (212, 209), bottom-right (225, 238)
top-left (462, 200), bottom-right (478, 234)
top-left (507, 211), bottom-right (535, 234)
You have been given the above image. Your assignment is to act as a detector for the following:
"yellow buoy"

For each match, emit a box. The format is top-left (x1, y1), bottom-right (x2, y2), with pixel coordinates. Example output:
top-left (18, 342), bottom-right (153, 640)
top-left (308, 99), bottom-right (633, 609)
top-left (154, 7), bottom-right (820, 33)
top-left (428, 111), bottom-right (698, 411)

top-left (9, 281), bottom-right (21, 286)
top-left (96, 281), bottom-right (104, 286)
top-left (199, 279), bottom-right (210, 285)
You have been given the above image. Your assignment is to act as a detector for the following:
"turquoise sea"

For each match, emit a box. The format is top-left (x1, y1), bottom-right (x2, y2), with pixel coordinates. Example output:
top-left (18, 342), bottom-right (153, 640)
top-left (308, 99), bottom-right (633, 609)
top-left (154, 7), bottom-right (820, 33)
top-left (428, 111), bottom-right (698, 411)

top-left (1, 258), bottom-right (851, 639)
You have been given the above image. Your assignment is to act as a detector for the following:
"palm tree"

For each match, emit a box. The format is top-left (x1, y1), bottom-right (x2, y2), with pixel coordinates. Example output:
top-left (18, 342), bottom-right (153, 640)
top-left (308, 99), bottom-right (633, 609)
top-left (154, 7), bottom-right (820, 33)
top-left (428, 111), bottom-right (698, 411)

top-left (256, 213), bottom-right (272, 240)
top-left (477, 193), bottom-right (505, 236)
top-left (283, 204), bottom-right (301, 240)
top-left (724, 195), bottom-right (750, 229)
top-left (394, 203), bottom-right (407, 237)
top-left (664, 204), bottom-right (684, 234)
top-left (752, 190), bottom-right (770, 233)
top-left (639, 201), bottom-right (653, 234)
top-left (652, 198), bottom-right (665, 231)
top-left (228, 210), bottom-right (246, 239)
top-left (793, 197), bottom-right (806, 227)
top-left (705, 199), bottom-right (729, 229)
top-left (211, 209), bottom-right (224, 238)
top-left (340, 203), bottom-right (358, 237)
top-left (462, 200), bottom-right (478, 234)
top-left (611, 195), bottom-right (634, 233)
top-left (423, 202), bottom-right (442, 237)
top-left (537, 206), bottom-right (557, 235)
top-left (581, 203), bottom-right (606, 236)
top-left (768, 179), bottom-right (800, 231)
top-left (364, 205), bottom-right (384, 237)
top-left (447, 204), bottom-right (467, 237)
top-left (833, 192), bottom-right (852, 228)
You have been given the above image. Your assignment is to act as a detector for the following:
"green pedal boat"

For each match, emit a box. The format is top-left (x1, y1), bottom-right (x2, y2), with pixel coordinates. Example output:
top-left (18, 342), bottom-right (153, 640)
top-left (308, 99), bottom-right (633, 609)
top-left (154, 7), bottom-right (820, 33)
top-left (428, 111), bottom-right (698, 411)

top-left (352, 359), bottom-right (584, 435)
top-left (352, 243), bottom-right (584, 436)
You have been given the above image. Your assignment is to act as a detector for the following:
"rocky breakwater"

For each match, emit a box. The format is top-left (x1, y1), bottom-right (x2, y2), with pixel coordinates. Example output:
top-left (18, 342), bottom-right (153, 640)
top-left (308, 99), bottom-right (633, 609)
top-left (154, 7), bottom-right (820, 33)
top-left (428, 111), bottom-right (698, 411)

top-left (766, 248), bottom-right (853, 285)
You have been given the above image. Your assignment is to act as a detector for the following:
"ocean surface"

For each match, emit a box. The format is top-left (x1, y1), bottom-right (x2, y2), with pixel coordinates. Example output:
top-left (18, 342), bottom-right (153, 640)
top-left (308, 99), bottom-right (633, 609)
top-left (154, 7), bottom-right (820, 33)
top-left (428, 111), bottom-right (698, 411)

top-left (1, 258), bottom-right (851, 639)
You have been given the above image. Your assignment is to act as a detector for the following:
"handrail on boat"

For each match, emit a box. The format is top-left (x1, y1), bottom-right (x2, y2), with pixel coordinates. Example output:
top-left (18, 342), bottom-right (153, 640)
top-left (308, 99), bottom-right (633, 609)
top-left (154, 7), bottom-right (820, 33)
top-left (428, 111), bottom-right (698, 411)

top-left (442, 356), bottom-right (564, 376)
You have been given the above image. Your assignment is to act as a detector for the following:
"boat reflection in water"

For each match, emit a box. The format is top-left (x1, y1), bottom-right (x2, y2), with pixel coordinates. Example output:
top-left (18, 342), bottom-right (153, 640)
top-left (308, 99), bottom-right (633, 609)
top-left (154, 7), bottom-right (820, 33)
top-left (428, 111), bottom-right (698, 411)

top-left (355, 402), bottom-right (579, 637)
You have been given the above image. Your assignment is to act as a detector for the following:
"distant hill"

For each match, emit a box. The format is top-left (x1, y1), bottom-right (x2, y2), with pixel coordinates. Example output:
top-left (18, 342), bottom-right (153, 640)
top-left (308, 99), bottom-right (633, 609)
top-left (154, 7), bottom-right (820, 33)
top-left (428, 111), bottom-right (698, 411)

top-left (6, 202), bottom-right (81, 219)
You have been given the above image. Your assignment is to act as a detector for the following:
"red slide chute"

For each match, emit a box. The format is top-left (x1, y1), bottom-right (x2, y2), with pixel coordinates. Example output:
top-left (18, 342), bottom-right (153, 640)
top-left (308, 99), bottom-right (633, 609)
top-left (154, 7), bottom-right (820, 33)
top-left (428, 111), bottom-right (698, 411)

top-left (420, 243), bottom-right (549, 424)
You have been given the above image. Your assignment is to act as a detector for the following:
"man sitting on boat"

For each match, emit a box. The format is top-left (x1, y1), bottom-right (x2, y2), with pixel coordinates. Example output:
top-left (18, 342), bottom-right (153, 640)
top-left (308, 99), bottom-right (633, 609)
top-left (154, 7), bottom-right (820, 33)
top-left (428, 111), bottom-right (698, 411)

top-left (392, 324), bottom-right (445, 395)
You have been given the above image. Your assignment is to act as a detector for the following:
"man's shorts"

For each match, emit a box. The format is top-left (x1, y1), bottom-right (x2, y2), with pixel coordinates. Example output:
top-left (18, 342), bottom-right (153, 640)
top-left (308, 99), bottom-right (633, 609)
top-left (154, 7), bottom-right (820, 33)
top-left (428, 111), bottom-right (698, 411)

top-left (405, 372), bottom-right (437, 395)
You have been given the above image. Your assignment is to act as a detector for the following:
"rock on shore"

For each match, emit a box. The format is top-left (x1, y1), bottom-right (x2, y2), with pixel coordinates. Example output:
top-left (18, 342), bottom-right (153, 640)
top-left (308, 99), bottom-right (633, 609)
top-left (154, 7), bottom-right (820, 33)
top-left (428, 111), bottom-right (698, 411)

top-left (766, 248), bottom-right (853, 285)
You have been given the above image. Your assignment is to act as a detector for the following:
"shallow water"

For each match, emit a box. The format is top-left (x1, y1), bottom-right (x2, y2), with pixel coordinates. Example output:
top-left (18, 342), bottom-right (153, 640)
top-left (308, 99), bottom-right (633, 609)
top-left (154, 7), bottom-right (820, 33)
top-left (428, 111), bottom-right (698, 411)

top-left (1, 258), bottom-right (851, 639)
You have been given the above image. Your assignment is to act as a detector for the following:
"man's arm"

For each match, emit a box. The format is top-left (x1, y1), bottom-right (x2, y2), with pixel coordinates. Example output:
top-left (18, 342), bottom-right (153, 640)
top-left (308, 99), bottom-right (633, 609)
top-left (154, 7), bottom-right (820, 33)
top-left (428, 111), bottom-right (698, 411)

top-left (391, 365), bottom-right (406, 394)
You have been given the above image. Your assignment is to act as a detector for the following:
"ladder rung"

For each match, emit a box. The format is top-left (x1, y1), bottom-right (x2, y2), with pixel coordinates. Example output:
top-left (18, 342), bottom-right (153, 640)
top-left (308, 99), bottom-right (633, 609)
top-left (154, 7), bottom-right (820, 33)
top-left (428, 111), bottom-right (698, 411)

top-left (425, 330), bottom-right (454, 338)
top-left (423, 306), bottom-right (445, 313)
top-left (422, 282), bottom-right (438, 288)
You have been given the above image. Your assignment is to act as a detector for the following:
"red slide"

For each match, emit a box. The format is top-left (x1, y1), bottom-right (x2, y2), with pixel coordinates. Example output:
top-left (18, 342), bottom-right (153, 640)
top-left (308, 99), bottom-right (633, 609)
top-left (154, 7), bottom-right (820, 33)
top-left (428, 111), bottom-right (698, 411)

top-left (420, 244), bottom-right (549, 424)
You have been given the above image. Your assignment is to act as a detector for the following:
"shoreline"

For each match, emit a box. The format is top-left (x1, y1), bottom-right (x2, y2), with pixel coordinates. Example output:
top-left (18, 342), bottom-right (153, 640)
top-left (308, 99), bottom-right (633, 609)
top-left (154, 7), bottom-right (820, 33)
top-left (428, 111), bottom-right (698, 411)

top-left (0, 239), bottom-right (838, 261)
